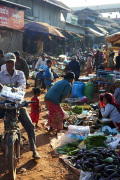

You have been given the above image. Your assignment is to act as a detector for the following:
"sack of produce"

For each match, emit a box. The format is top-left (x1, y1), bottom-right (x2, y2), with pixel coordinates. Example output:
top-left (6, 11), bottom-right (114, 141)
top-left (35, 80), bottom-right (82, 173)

top-left (71, 82), bottom-right (85, 98)
top-left (68, 125), bottom-right (90, 134)
top-left (67, 125), bottom-right (90, 141)
top-left (83, 82), bottom-right (94, 99)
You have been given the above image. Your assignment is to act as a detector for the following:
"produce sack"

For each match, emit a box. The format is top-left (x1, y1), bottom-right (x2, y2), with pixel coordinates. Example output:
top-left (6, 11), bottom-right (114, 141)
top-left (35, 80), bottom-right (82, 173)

top-left (83, 82), bottom-right (94, 99)
top-left (71, 82), bottom-right (85, 98)
top-left (67, 125), bottom-right (90, 141)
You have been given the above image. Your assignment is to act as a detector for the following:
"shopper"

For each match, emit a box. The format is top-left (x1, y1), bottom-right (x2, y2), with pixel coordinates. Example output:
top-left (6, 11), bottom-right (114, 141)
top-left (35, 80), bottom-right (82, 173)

top-left (86, 53), bottom-right (93, 76)
top-left (115, 50), bottom-right (120, 71)
top-left (106, 51), bottom-right (115, 71)
top-left (30, 88), bottom-right (41, 128)
top-left (35, 53), bottom-right (47, 70)
top-left (45, 72), bottom-right (75, 133)
top-left (0, 50), bottom-right (4, 69)
top-left (66, 56), bottom-right (80, 81)
top-left (93, 50), bottom-right (100, 71)
top-left (114, 79), bottom-right (120, 107)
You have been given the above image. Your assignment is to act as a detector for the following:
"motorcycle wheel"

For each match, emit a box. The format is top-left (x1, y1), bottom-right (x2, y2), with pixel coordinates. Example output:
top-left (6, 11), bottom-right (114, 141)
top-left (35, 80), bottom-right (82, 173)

top-left (8, 143), bottom-right (17, 180)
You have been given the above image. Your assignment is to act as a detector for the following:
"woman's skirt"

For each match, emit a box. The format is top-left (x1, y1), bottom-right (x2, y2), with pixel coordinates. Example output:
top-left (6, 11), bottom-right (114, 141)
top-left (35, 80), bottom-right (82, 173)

top-left (45, 100), bottom-right (64, 130)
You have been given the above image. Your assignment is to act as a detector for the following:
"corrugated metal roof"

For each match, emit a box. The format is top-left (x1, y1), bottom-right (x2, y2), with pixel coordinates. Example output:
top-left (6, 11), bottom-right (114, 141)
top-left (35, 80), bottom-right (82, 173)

top-left (96, 26), bottom-right (108, 34)
top-left (42, 0), bottom-right (72, 12)
top-left (0, 0), bottom-right (30, 10)
top-left (87, 27), bottom-right (104, 37)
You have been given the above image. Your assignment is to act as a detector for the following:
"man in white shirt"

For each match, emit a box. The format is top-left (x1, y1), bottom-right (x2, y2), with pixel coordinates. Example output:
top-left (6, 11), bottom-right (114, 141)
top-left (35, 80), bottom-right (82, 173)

top-left (35, 53), bottom-right (47, 70)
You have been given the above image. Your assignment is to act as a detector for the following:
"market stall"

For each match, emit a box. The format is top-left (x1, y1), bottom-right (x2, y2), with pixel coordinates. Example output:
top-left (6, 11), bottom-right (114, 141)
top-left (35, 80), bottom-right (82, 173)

top-left (45, 91), bottom-right (120, 180)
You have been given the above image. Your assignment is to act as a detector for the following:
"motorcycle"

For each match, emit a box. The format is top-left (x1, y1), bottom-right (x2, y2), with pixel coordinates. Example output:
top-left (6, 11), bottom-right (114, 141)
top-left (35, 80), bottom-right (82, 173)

top-left (35, 65), bottom-right (59, 89)
top-left (0, 100), bottom-right (35, 180)
top-left (35, 68), bottom-right (46, 89)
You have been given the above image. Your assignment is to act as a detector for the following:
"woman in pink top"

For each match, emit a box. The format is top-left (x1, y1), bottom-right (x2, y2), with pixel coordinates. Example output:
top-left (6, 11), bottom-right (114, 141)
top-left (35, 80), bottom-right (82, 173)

top-left (87, 53), bottom-right (93, 76)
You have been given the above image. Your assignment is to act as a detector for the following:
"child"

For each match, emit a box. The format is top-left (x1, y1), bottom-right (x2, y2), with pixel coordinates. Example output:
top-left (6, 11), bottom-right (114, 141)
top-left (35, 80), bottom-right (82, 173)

top-left (44, 60), bottom-right (53, 91)
top-left (30, 88), bottom-right (41, 128)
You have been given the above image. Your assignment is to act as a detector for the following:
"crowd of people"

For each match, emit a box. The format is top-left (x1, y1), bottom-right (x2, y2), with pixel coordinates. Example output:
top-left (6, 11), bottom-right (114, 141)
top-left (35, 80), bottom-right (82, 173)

top-left (1, 47), bottom-right (120, 161)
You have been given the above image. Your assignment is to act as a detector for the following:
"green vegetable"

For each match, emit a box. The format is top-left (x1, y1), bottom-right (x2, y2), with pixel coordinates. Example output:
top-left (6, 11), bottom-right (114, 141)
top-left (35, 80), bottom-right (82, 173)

top-left (72, 105), bottom-right (83, 114)
top-left (104, 157), bottom-right (114, 163)
top-left (83, 135), bottom-right (107, 150)
top-left (67, 149), bottom-right (79, 156)
top-left (57, 142), bottom-right (79, 154)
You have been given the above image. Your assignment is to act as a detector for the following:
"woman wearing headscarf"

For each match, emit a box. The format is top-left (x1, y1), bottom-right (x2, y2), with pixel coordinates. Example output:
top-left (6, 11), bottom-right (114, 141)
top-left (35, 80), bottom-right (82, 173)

top-left (45, 72), bottom-right (75, 133)
top-left (100, 93), bottom-right (120, 127)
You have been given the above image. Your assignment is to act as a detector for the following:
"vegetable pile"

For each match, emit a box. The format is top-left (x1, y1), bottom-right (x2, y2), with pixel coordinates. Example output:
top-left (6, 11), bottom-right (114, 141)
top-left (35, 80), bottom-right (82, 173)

top-left (57, 142), bottom-right (79, 155)
top-left (72, 105), bottom-right (83, 114)
top-left (70, 147), bottom-right (120, 180)
top-left (83, 135), bottom-right (107, 150)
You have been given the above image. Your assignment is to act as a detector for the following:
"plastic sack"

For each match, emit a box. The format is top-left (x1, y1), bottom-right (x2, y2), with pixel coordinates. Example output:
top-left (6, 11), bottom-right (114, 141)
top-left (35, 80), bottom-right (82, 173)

top-left (108, 138), bottom-right (120, 149)
top-left (71, 82), bottom-right (85, 98)
top-left (83, 82), bottom-right (94, 99)
top-left (68, 125), bottom-right (90, 134)
top-left (66, 131), bottom-right (88, 141)
top-left (0, 86), bottom-right (25, 103)
top-left (79, 171), bottom-right (91, 180)
top-left (57, 133), bottom-right (79, 146)
top-left (61, 107), bottom-right (69, 119)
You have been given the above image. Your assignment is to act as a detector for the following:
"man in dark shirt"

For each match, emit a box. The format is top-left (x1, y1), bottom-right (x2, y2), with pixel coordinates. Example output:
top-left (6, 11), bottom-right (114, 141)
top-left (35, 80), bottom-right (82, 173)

top-left (14, 51), bottom-right (29, 79)
top-left (0, 50), bottom-right (4, 69)
top-left (66, 56), bottom-right (80, 81)
top-left (93, 50), bottom-right (100, 71)
top-left (115, 50), bottom-right (120, 71)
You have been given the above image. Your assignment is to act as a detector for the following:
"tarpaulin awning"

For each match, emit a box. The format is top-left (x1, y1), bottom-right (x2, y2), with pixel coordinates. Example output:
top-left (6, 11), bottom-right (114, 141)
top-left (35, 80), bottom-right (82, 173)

top-left (25, 22), bottom-right (65, 39)
top-left (96, 26), bottom-right (108, 34)
top-left (56, 27), bottom-right (83, 42)
top-left (105, 32), bottom-right (120, 46)
top-left (87, 27), bottom-right (104, 37)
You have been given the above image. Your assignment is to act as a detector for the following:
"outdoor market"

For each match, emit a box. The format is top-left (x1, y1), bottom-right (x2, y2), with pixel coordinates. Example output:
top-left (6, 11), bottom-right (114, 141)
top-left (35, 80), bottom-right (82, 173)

top-left (1, 0), bottom-right (120, 180)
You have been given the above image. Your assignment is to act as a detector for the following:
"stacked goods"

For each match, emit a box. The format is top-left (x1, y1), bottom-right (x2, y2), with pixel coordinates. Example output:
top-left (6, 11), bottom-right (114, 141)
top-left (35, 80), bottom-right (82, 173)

top-left (70, 147), bottom-right (120, 179)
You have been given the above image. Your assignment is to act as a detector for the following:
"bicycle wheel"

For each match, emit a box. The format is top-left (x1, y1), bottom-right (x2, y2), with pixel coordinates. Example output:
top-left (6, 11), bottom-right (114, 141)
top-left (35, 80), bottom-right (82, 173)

top-left (8, 143), bottom-right (17, 180)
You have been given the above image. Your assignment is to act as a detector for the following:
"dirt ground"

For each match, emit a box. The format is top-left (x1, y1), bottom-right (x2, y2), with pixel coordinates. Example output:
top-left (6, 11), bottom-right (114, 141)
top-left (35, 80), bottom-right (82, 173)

top-left (0, 78), bottom-right (80, 180)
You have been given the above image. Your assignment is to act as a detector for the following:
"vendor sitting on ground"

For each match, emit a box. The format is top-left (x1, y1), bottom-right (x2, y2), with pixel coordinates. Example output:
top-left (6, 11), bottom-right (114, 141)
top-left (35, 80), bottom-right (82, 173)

top-left (113, 79), bottom-right (120, 107)
top-left (100, 93), bottom-right (120, 127)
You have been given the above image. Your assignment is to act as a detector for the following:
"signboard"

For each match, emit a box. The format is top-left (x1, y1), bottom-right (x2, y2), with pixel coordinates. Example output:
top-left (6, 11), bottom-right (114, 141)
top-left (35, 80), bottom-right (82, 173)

top-left (66, 13), bottom-right (78, 25)
top-left (0, 5), bottom-right (24, 30)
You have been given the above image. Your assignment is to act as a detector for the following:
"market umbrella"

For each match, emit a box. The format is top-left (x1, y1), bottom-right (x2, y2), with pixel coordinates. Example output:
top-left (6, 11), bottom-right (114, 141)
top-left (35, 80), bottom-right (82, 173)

top-left (25, 22), bottom-right (65, 39)
top-left (105, 32), bottom-right (120, 47)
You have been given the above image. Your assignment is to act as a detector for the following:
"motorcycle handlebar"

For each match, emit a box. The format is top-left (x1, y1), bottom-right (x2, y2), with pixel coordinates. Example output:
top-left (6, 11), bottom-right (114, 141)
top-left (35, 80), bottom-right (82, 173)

top-left (0, 101), bottom-right (35, 109)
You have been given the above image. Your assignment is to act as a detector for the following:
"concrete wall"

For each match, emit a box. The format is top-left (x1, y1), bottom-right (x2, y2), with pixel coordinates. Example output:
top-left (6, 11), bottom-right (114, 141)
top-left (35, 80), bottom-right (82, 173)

top-left (0, 29), bottom-right (23, 54)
